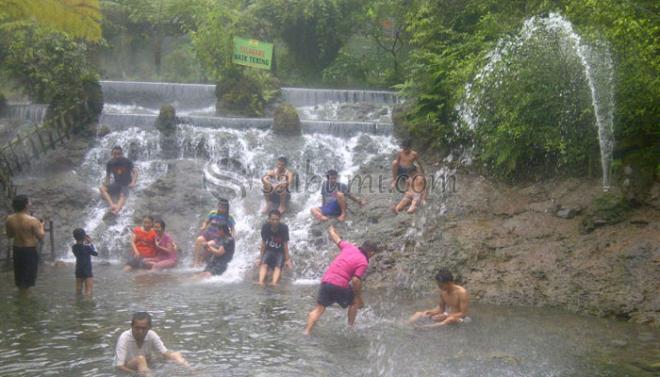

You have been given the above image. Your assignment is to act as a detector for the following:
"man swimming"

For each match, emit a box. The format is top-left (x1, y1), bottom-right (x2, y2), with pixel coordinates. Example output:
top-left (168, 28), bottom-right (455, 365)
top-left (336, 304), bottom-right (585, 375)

top-left (408, 268), bottom-right (469, 328)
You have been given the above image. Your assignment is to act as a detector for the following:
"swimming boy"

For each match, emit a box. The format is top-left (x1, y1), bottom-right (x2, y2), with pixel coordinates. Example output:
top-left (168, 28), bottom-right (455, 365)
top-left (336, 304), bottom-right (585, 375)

top-left (304, 226), bottom-right (379, 335)
top-left (408, 268), bottom-right (469, 327)
top-left (72, 228), bottom-right (98, 295)
top-left (391, 138), bottom-right (424, 191)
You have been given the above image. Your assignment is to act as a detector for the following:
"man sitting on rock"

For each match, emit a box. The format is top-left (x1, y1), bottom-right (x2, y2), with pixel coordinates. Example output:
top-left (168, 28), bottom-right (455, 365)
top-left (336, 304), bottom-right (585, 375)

top-left (100, 146), bottom-right (137, 215)
top-left (261, 156), bottom-right (295, 215)
top-left (408, 268), bottom-right (469, 328)
top-left (311, 169), bottom-right (364, 222)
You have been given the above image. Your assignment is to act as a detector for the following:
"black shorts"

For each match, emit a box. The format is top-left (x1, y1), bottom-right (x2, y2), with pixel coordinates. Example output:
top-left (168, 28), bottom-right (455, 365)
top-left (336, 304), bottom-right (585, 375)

top-left (268, 191), bottom-right (291, 206)
top-left (75, 265), bottom-right (93, 279)
top-left (125, 256), bottom-right (147, 269)
top-left (204, 262), bottom-right (228, 276)
top-left (13, 246), bottom-right (39, 289)
top-left (261, 249), bottom-right (284, 269)
top-left (317, 283), bottom-right (355, 308)
top-left (107, 182), bottom-right (130, 198)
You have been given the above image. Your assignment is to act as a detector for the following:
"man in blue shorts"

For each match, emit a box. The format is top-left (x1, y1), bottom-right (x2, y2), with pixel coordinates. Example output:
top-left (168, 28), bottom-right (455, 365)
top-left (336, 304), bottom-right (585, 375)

top-left (310, 170), bottom-right (364, 222)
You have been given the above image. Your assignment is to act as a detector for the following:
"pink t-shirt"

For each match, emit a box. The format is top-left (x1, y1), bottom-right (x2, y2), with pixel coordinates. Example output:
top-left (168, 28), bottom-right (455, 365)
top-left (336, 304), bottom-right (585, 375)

top-left (155, 232), bottom-right (177, 262)
top-left (321, 241), bottom-right (369, 288)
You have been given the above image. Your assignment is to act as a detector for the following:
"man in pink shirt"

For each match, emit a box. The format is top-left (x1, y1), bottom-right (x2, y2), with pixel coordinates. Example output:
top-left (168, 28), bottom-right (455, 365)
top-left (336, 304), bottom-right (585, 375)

top-left (304, 225), bottom-right (379, 335)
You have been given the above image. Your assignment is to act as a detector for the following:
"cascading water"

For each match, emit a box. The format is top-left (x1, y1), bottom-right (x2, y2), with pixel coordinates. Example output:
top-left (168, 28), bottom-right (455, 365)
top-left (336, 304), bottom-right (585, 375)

top-left (458, 13), bottom-right (615, 190)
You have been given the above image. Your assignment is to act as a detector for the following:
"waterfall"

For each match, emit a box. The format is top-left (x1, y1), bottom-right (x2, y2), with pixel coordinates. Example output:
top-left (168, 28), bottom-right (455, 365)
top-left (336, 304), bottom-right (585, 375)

top-left (458, 13), bottom-right (615, 190)
top-left (5, 103), bottom-right (48, 124)
top-left (60, 81), bottom-right (399, 285)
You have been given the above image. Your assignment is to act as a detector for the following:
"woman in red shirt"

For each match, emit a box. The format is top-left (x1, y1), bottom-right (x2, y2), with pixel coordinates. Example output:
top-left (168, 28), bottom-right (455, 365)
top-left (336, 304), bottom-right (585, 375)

top-left (123, 216), bottom-right (157, 271)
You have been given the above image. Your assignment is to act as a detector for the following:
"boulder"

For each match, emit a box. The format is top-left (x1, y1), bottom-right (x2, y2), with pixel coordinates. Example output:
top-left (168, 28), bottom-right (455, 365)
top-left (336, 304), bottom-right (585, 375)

top-left (272, 103), bottom-right (301, 136)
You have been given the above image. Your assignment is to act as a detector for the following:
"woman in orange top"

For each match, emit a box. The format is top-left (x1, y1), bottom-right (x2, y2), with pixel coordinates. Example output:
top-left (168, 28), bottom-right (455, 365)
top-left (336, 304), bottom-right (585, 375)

top-left (123, 216), bottom-right (157, 271)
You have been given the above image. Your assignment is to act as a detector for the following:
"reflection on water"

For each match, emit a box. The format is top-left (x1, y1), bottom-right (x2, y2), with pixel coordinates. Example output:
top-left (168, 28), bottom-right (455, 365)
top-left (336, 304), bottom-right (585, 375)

top-left (0, 265), bottom-right (657, 377)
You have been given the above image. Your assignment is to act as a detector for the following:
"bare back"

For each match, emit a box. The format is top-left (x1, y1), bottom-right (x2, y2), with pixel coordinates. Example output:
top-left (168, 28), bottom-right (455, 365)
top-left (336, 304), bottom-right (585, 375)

top-left (397, 150), bottom-right (419, 168)
top-left (439, 284), bottom-right (469, 315)
top-left (6, 213), bottom-right (44, 247)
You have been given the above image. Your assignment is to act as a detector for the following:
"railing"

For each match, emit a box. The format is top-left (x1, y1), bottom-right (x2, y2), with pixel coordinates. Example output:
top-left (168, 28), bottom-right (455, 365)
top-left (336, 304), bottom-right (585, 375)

top-left (0, 99), bottom-right (92, 206)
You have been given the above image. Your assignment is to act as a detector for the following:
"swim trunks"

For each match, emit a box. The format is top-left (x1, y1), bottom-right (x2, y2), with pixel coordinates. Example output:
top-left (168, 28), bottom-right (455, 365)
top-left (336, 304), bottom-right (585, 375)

top-left (204, 262), bottom-right (228, 276)
top-left (317, 282), bottom-right (355, 308)
top-left (13, 246), bottom-right (39, 288)
top-left (261, 249), bottom-right (285, 269)
top-left (320, 200), bottom-right (341, 216)
top-left (107, 182), bottom-right (130, 198)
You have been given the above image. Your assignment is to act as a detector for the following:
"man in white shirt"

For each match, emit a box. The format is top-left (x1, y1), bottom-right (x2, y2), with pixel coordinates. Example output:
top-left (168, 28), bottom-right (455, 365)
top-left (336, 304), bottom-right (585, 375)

top-left (115, 312), bottom-right (189, 374)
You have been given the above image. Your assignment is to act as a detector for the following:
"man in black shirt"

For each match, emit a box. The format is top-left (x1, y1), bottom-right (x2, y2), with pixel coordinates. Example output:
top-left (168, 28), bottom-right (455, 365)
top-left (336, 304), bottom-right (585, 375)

top-left (257, 209), bottom-right (292, 286)
top-left (99, 146), bottom-right (137, 214)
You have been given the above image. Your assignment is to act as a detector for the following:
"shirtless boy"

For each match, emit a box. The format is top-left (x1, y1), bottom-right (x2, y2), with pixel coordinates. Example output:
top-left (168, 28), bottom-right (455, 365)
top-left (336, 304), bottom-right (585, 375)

top-left (408, 268), bottom-right (469, 327)
top-left (393, 166), bottom-right (427, 214)
top-left (391, 138), bottom-right (424, 191)
top-left (262, 157), bottom-right (294, 214)
top-left (5, 195), bottom-right (45, 293)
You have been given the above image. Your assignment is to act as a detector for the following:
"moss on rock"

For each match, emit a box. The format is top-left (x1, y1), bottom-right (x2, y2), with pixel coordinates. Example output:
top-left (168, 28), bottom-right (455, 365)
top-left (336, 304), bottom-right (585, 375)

top-left (0, 93), bottom-right (7, 117)
top-left (272, 103), bottom-right (301, 136)
top-left (155, 104), bottom-right (177, 134)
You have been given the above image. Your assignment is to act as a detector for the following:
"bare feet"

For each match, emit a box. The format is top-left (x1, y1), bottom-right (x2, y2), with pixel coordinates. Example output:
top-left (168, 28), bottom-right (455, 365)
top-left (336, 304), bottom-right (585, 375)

top-left (278, 206), bottom-right (286, 214)
top-left (337, 213), bottom-right (346, 222)
top-left (407, 205), bottom-right (417, 213)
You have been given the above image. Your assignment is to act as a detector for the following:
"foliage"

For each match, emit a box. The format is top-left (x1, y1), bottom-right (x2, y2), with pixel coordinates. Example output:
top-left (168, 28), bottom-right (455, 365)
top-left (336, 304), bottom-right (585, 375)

top-left (4, 27), bottom-right (102, 123)
top-left (0, 92), bottom-right (6, 116)
top-left (0, 0), bottom-right (101, 42)
top-left (215, 66), bottom-right (279, 117)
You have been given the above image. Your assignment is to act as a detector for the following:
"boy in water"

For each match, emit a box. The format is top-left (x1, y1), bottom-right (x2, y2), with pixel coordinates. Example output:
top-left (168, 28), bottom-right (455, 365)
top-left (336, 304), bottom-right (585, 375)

top-left (193, 198), bottom-right (236, 267)
top-left (393, 166), bottom-right (427, 214)
top-left (391, 138), bottom-right (424, 191)
top-left (257, 209), bottom-right (292, 286)
top-left (304, 226), bottom-right (379, 335)
top-left (196, 223), bottom-right (235, 279)
top-left (261, 156), bottom-right (295, 214)
top-left (72, 228), bottom-right (98, 295)
top-left (5, 195), bottom-right (45, 294)
top-left (408, 268), bottom-right (469, 328)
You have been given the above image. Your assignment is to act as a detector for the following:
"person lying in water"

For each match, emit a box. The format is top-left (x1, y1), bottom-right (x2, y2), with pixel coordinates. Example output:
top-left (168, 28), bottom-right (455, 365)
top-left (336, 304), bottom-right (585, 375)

top-left (393, 165), bottom-right (427, 214)
top-left (408, 268), bottom-right (469, 328)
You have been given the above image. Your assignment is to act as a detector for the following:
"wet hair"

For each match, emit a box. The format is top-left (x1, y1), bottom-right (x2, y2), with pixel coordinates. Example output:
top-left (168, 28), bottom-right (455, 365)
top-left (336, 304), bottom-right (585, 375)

top-left (217, 198), bottom-right (230, 212)
top-left (400, 138), bottom-right (412, 149)
top-left (12, 195), bottom-right (29, 212)
top-left (153, 218), bottom-right (166, 230)
top-left (73, 228), bottom-right (86, 241)
top-left (131, 311), bottom-right (152, 327)
top-left (268, 209), bottom-right (281, 219)
top-left (277, 156), bottom-right (288, 165)
top-left (111, 145), bottom-right (123, 152)
top-left (359, 240), bottom-right (379, 254)
top-left (435, 268), bottom-right (454, 284)
top-left (142, 215), bottom-right (154, 222)
top-left (326, 169), bottom-right (338, 177)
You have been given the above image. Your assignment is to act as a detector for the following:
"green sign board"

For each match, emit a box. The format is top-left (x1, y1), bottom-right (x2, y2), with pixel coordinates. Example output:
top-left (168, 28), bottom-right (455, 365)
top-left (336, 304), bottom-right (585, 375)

top-left (233, 37), bottom-right (273, 70)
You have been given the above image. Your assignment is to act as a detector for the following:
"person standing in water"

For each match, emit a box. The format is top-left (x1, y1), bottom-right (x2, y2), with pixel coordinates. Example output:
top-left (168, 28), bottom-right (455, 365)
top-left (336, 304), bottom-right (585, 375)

top-left (261, 156), bottom-right (295, 215)
top-left (408, 268), bottom-right (469, 328)
top-left (391, 138), bottom-right (424, 191)
top-left (99, 146), bottom-right (137, 215)
top-left (5, 195), bottom-right (45, 293)
top-left (304, 225), bottom-right (379, 335)
top-left (71, 228), bottom-right (98, 295)
top-left (256, 209), bottom-right (292, 286)
top-left (114, 312), bottom-right (189, 374)
top-left (193, 198), bottom-right (235, 267)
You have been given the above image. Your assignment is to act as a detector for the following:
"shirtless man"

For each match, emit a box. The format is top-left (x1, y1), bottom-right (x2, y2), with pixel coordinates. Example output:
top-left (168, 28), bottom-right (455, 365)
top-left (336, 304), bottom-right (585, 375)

top-left (261, 157), bottom-right (294, 214)
top-left (391, 138), bottom-right (424, 191)
top-left (393, 166), bottom-right (427, 214)
top-left (100, 146), bottom-right (138, 214)
top-left (5, 195), bottom-right (45, 293)
top-left (408, 268), bottom-right (469, 327)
